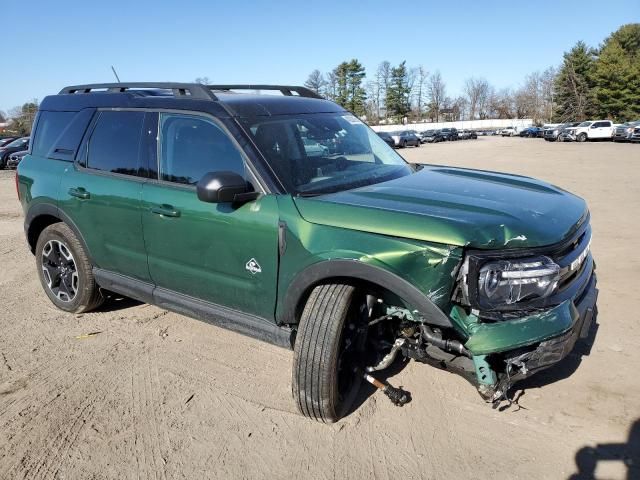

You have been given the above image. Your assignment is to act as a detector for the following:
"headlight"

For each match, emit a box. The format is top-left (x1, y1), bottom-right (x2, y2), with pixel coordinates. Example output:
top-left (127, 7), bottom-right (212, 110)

top-left (477, 256), bottom-right (560, 308)
top-left (553, 129), bottom-right (559, 134)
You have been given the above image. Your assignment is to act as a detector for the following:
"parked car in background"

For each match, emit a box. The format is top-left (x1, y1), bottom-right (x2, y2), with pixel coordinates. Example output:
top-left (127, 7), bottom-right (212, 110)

top-left (519, 127), bottom-right (541, 138)
top-left (390, 130), bottom-right (421, 148)
top-left (376, 131), bottom-right (395, 147)
top-left (613, 121), bottom-right (640, 142)
top-left (500, 127), bottom-right (518, 137)
top-left (422, 130), bottom-right (445, 143)
top-left (544, 122), bottom-right (580, 142)
top-left (406, 130), bottom-right (426, 143)
top-left (560, 120), bottom-right (614, 142)
top-left (0, 137), bottom-right (17, 147)
top-left (630, 125), bottom-right (640, 142)
top-left (6, 150), bottom-right (28, 169)
top-left (301, 137), bottom-right (329, 157)
top-left (0, 136), bottom-right (29, 169)
top-left (440, 127), bottom-right (458, 141)
top-left (458, 130), bottom-right (470, 140)
top-left (469, 130), bottom-right (477, 139)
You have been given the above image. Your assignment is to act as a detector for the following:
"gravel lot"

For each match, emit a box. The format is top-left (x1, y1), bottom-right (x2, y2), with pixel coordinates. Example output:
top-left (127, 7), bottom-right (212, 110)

top-left (0, 136), bottom-right (638, 479)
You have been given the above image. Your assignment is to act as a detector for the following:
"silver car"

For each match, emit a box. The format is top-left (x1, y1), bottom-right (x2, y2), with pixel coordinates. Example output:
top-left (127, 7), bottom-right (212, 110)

top-left (613, 121), bottom-right (640, 142)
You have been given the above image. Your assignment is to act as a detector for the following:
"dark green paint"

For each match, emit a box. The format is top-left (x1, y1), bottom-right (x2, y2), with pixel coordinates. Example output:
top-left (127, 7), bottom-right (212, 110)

top-left (294, 166), bottom-right (588, 249)
top-left (18, 150), bottom-right (591, 359)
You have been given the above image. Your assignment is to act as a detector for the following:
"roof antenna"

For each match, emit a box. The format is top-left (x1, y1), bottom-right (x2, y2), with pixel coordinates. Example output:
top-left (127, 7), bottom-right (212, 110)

top-left (111, 66), bottom-right (121, 83)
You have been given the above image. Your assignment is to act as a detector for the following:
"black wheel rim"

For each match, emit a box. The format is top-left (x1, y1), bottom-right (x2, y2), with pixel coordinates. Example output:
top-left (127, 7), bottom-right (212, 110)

top-left (41, 240), bottom-right (78, 302)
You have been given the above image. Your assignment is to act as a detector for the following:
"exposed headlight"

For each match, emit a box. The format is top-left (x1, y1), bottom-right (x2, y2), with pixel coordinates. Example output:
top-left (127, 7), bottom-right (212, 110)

top-left (477, 256), bottom-right (560, 308)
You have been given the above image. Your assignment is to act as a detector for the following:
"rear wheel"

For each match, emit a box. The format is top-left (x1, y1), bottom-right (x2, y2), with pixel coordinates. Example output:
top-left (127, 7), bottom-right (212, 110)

top-left (292, 284), bottom-right (367, 422)
top-left (35, 223), bottom-right (104, 313)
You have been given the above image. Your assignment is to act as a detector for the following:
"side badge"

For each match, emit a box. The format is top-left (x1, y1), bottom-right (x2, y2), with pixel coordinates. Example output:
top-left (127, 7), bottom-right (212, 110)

top-left (246, 258), bottom-right (262, 275)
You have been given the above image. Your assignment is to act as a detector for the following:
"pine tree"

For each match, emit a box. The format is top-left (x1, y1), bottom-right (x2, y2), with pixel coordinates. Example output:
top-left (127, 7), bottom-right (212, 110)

top-left (593, 24), bottom-right (640, 121)
top-left (385, 61), bottom-right (411, 122)
top-left (553, 42), bottom-right (596, 121)
top-left (331, 60), bottom-right (367, 116)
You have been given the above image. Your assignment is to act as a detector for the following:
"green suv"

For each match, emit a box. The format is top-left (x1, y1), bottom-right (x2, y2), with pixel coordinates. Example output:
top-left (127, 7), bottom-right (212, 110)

top-left (17, 83), bottom-right (597, 422)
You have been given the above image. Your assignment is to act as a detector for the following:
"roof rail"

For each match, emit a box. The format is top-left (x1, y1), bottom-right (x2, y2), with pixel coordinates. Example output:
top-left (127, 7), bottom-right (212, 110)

top-left (59, 83), bottom-right (216, 100)
top-left (208, 84), bottom-right (323, 99)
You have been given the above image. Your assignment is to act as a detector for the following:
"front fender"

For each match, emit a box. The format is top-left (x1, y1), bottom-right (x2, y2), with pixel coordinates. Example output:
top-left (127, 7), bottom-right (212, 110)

top-left (275, 196), bottom-right (463, 328)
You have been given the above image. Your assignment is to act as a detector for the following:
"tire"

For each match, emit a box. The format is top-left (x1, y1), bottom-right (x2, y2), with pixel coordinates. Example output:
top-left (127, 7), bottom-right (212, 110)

top-left (401, 140), bottom-right (407, 148)
top-left (35, 222), bottom-right (104, 313)
top-left (577, 133), bottom-right (587, 142)
top-left (292, 284), bottom-right (365, 423)
top-left (415, 141), bottom-right (420, 147)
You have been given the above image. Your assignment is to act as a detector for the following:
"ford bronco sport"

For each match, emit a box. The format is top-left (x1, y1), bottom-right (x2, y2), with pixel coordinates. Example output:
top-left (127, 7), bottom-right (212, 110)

top-left (17, 83), bottom-right (598, 422)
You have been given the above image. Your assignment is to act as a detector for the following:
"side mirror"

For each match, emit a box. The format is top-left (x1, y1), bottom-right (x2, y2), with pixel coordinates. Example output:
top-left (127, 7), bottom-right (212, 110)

top-left (196, 171), bottom-right (258, 204)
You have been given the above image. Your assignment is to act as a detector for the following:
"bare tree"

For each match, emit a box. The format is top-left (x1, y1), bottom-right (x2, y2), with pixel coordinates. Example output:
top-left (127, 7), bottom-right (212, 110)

top-left (325, 71), bottom-right (338, 101)
top-left (304, 69), bottom-right (326, 96)
top-left (464, 77), bottom-right (490, 120)
top-left (411, 66), bottom-right (428, 121)
top-left (426, 70), bottom-right (446, 122)
top-left (194, 77), bottom-right (211, 84)
top-left (376, 61), bottom-right (392, 120)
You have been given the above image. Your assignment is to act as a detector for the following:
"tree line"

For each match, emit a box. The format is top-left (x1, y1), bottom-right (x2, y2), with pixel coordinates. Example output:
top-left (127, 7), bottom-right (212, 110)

top-left (305, 23), bottom-right (639, 125)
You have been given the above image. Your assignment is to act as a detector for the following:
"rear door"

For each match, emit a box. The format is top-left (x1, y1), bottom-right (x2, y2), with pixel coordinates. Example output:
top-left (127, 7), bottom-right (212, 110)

top-left (141, 112), bottom-right (280, 320)
top-left (58, 110), bottom-right (152, 282)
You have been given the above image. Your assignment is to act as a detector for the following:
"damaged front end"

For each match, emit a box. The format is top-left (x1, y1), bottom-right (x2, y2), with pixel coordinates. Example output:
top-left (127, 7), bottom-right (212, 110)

top-left (364, 217), bottom-right (598, 406)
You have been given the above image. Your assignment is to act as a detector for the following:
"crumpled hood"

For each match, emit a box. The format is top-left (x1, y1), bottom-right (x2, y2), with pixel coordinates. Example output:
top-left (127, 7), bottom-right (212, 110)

top-left (293, 166), bottom-right (588, 249)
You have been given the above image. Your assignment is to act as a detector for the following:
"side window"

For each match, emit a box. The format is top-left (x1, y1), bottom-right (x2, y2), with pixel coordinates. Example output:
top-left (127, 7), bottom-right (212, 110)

top-left (31, 111), bottom-right (76, 157)
top-left (159, 113), bottom-right (245, 185)
top-left (86, 111), bottom-right (145, 176)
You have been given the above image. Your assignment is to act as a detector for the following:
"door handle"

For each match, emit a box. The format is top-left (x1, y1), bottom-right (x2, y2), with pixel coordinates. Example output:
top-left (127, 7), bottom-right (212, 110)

top-left (150, 205), bottom-right (181, 218)
top-left (68, 187), bottom-right (90, 200)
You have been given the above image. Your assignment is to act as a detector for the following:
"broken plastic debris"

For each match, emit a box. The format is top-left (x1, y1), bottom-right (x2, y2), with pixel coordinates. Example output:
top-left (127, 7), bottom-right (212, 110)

top-left (75, 331), bottom-right (102, 339)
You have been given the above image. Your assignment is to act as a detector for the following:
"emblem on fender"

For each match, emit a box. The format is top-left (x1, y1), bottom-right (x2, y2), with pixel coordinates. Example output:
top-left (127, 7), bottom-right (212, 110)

top-left (246, 258), bottom-right (262, 275)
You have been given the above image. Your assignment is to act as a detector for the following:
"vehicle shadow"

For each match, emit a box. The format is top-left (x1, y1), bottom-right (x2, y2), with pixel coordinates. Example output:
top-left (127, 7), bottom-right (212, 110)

top-left (511, 314), bottom-right (600, 393)
top-left (94, 292), bottom-right (143, 312)
top-left (568, 419), bottom-right (640, 479)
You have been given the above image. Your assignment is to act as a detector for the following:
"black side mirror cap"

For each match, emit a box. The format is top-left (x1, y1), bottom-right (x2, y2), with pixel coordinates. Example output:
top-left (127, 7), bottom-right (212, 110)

top-left (196, 171), bottom-right (258, 204)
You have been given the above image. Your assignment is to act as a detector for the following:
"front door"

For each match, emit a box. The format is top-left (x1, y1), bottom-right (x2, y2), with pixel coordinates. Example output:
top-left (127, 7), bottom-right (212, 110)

top-left (141, 112), bottom-right (280, 320)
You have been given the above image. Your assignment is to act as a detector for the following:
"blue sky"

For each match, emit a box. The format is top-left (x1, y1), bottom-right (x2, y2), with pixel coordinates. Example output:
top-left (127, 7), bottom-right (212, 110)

top-left (2, 0), bottom-right (638, 114)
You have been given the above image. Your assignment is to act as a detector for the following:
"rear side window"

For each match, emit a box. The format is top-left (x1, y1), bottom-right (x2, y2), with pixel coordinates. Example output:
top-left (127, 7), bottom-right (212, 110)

top-left (86, 111), bottom-right (145, 176)
top-left (31, 111), bottom-right (75, 157)
top-left (159, 113), bottom-right (245, 185)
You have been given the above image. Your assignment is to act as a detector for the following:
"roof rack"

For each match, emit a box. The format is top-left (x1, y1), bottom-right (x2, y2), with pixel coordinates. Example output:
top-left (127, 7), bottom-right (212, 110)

top-left (59, 83), bottom-right (216, 100)
top-left (59, 83), bottom-right (324, 101)
top-left (208, 84), bottom-right (323, 99)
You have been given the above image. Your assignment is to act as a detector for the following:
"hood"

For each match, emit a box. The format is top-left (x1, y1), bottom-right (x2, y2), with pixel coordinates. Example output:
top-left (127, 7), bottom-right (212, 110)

top-left (293, 166), bottom-right (588, 249)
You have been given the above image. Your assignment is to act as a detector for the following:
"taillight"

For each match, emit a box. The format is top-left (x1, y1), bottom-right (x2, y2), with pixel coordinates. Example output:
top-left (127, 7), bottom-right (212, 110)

top-left (15, 170), bottom-right (20, 201)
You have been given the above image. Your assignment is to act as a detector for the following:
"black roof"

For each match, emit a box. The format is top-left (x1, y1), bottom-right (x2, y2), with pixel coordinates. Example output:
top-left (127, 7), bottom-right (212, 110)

top-left (40, 83), bottom-right (344, 117)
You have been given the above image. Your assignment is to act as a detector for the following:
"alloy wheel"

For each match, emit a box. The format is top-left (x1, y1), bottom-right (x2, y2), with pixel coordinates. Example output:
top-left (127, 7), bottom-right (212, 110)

top-left (41, 240), bottom-right (79, 302)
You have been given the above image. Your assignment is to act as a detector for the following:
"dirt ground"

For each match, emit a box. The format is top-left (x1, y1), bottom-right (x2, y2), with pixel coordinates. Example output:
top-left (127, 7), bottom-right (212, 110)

top-left (1, 136), bottom-right (639, 479)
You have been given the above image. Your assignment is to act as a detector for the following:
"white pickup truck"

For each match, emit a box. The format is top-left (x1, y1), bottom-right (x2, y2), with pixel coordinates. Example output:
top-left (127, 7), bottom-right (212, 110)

top-left (560, 120), bottom-right (614, 142)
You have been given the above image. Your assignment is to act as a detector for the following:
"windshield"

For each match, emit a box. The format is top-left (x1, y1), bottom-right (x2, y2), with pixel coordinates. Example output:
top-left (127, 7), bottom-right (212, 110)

top-left (578, 122), bottom-right (592, 127)
top-left (242, 113), bottom-right (413, 195)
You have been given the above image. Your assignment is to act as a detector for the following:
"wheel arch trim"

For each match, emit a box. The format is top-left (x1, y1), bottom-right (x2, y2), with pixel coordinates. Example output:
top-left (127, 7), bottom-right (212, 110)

top-left (278, 259), bottom-right (453, 328)
top-left (25, 203), bottom-right (94, 264)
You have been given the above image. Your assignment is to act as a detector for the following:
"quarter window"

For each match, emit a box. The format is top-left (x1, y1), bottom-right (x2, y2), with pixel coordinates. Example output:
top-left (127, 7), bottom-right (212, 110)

top-left (32, 111), bottom-right (76, 157)
top-left (86, 111), bottom-right (145, 176)
top-left (159, 114), bottom-right (245, 185)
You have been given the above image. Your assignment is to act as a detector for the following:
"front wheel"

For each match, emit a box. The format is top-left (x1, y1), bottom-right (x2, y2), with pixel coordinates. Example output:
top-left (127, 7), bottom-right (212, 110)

top-left (292, 284), bottom-right (366, 422)
top-left (35, 223), bottom-right (104, 313)
top-left (577, 133), bottom-right (587, 142)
